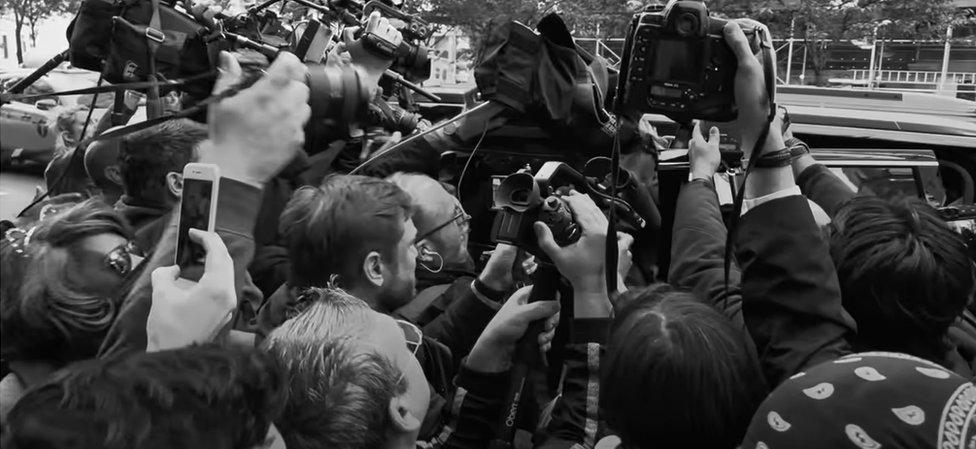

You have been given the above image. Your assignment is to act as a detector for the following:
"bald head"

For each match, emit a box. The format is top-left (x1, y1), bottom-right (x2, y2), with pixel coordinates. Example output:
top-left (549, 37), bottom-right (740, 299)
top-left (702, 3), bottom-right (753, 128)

top-left (387, 173), bottom-right (455, 233)
top-left (387, 172), bottom-right (471, 269)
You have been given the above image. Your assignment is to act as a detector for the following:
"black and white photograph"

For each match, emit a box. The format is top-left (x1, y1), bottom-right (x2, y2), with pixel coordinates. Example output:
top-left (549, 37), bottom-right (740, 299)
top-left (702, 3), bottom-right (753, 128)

top-left (0, 0), bottom-right (975, 447)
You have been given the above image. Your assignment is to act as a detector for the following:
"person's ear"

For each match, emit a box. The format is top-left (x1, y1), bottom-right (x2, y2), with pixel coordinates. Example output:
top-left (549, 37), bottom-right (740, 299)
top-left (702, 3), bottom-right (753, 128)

top-left (166, 172), bottom-right (183, 197)
top-left (363, 251), bottom-right (384, 288)
top-left (104, 165), bottom-right (123, 187)
top-left (416, 239), bottom-right (436, 263)
top-left (388, 396), bottom-right (422, 434)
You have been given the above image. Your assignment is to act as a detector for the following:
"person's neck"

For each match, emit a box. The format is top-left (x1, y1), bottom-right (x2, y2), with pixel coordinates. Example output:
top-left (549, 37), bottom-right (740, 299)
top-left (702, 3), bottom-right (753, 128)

top-left (380, 432), bottom-right (414, 449)
top-left (121, 194), bottom-right (174, 210)
top-left (347, 285), bottom-right (387, 313)
top-left (9, 360), bottom-right (59, 389)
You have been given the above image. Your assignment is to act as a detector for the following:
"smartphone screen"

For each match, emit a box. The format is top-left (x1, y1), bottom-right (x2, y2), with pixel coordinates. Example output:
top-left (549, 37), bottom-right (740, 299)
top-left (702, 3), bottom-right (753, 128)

top-left (176, 177), bottom-right (214, 269)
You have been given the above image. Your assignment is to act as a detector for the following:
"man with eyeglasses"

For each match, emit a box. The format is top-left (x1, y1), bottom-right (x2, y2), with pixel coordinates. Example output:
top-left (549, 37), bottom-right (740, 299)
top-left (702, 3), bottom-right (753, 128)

top-left (261, 173), bottom-right (527, 441)
top-left (386, 173), bottom-right (492, 328)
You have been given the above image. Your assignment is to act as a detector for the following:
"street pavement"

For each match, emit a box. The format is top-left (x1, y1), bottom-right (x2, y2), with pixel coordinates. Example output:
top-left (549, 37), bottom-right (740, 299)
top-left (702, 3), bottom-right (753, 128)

top-left (0, 168), bottom-right (45, 221)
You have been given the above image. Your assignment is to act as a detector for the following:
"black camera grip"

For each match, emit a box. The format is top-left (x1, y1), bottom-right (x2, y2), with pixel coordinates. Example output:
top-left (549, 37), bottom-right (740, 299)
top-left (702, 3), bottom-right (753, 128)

top-left (490, 263), bottom-right (560, 448)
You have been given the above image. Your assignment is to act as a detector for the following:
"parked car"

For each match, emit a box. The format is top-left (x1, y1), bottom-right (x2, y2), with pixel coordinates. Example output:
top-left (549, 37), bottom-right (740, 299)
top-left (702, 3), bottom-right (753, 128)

top-left (0, 66), bottom-right (110, 168)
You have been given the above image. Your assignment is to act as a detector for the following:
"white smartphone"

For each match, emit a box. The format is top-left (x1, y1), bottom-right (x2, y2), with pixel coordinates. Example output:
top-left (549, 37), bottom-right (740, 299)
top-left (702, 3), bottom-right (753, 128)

top-left (175, 163), bottom-right (220, 271)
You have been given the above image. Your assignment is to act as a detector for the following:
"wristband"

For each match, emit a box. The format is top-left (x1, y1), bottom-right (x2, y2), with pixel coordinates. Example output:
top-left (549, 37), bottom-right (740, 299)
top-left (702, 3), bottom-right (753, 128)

top-left (473, 278), bottom-right (507, 303)
top-left (785, 137), bottom-right (810, 159)
top-left (753, 148), bottom-right (793, 168)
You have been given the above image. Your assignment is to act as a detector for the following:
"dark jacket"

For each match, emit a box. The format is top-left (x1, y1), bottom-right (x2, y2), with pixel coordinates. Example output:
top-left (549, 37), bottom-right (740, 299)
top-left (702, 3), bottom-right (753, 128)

top-left (668, 178), bottom-right (744, 329)
top-left (795, 163), bottom-right (856, 217)
top-left (113, 196), bottom-right (171, 254)
top-left (535, 318), bottom-right (611, 449)
top-left (97, 178), bottom-right (266, 358)
top-left (426, 361), bottom-right (514, 449)
top-left (735, 195), bottom-right (856, 387)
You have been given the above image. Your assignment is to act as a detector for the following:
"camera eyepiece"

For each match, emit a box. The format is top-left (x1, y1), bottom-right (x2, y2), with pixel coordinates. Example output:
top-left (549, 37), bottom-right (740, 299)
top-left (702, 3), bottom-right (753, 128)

top-left (675, 12), bottom-right (699, 37)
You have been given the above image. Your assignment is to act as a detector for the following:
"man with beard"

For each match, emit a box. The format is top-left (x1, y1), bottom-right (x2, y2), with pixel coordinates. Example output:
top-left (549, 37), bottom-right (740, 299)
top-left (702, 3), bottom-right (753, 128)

top-left (258, 174), bottom-right (518, 440)
top-left (386, 173), bottom-right (519, 327)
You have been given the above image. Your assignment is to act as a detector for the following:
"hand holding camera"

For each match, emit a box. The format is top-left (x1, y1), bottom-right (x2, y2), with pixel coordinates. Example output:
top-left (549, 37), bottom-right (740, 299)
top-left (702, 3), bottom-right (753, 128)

top-left (201, 51), bottom-right (311, 187)
top-left (534, 191), bottom-right (609, 298)
top-left (466, 285), bottom-right (561, 373)
top-left (339, 11), bottom-right (403, 96)
top-left (724, 19), bottom-right (781, 159)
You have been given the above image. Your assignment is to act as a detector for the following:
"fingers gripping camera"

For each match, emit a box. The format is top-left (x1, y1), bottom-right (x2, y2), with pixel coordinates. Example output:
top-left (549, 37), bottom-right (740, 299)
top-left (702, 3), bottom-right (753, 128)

top-left (613, 0), bottom-right (766, 123)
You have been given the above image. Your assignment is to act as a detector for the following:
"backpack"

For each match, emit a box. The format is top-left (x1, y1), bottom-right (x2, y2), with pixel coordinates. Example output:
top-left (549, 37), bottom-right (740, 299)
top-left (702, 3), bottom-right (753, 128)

top-left (66, 0), bottom-right (215, 111)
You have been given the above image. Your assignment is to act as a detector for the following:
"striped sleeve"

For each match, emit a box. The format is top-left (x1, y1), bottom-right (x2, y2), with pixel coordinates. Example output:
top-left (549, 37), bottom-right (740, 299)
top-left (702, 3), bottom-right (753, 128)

top-left (419, 363), bottom-right (510, 449)
top-left (535, 319), bottom-right (610, 449)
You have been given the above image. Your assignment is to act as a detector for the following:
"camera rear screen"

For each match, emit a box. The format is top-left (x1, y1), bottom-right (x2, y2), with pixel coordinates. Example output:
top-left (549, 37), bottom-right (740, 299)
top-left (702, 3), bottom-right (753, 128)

top-left (651, 39), bottom-right (702, 84)
top-left (176, 178), bottom-right (213, 269)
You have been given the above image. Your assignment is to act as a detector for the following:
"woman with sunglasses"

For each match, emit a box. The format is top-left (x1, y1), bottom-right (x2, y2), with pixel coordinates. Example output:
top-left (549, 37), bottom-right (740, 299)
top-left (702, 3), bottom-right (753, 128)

top-left (0, 199), bottom-right (143, 423)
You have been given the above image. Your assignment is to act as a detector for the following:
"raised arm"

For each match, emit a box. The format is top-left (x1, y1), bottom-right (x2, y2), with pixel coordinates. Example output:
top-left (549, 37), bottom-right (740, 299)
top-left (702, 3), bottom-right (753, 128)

top-left (97, 52), bottom-right (311, 357)
top-left (668, 122), bottom-right (744, 327)
top-left (725, 21), bottom-right (854, 387)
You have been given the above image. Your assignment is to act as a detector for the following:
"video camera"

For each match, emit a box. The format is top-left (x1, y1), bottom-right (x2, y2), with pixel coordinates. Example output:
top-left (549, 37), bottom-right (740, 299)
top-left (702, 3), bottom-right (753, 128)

top-left (491, 160), bottom-right (648, 258)
top-left (62, 0), bottom-right (433, 139)
top-left (613, 1), bottom-right (762, 123)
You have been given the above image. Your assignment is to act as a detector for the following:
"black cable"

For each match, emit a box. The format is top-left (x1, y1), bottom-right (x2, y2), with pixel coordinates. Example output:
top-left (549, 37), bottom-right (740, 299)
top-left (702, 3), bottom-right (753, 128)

top-left (606, 117), bottom-right (621, 296)
top-left (16, 73), bottom-right (104, 218)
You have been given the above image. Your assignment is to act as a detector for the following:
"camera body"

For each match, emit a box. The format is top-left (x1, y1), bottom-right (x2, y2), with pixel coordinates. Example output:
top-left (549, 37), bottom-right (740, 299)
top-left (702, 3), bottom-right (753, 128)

top-left (614, 1), bottom-right (755, 123)
top-left (360, 0), bottom-right (432, 82)
top-left (491, 162), bottom-right (585, 258)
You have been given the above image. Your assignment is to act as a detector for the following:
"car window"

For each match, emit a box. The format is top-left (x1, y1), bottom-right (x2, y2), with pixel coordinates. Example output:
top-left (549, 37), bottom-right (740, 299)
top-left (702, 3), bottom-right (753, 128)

top-left (828, 166), bottom-right (947, 207)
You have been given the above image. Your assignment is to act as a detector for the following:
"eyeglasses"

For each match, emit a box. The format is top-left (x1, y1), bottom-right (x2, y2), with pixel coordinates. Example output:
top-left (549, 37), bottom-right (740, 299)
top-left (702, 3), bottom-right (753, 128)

top-left (415, 205), bottom-right (471, 244)
top-left (105, 241), bottom-right (145, 277)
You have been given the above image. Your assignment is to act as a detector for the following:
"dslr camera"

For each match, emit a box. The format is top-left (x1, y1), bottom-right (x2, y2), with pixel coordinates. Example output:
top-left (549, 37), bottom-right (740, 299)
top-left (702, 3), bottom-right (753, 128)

top-left (491, 162), bottom-right (584, 258)
top-left (613, 1), bottom-right (760, 123)
top-left (491, 161), bottom-right (649, 258)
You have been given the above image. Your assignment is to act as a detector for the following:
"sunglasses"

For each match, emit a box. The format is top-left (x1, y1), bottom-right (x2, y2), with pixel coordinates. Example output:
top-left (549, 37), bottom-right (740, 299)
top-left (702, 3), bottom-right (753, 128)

top-left (105, 241), bottom-right (145, 277)
top-left (415, 205), bottom-right (471, 244)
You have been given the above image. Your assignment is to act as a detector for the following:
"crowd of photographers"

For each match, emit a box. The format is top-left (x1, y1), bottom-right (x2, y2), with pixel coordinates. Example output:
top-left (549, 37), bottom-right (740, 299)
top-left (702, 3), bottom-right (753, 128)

top-left (1, 11), bottom-right (976, 449)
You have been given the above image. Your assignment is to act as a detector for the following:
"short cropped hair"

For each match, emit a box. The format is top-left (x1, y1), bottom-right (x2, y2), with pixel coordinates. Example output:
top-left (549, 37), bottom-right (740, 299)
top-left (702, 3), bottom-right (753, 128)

top-left (118, 119), bottom-right (206, 201)
top-left (280, 175), bottom-right (413, 289)
top-left (1, 200), bottom-right (133, 364)
top-left (601, 285), bottom-right (767, 449)
top-left (262, 288), bottom-right (404, 449)
top-left (2, 344), bottom-right (288, 449)
top-left (830, 196), bottom-right (975, 352)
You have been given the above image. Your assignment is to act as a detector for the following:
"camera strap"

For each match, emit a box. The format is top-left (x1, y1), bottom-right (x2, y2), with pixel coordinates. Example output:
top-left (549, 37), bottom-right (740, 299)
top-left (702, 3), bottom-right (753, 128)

top-left (722, 27), bottom-right (778, 299)
top-left (145, 0), bottom-right (164, 119)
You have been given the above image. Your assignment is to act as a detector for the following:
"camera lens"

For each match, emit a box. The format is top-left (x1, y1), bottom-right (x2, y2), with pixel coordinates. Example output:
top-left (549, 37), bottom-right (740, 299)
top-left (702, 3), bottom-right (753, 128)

top-left (306, 63), bottom-right (370, 126)
top-left (675, 12), bottom-right (699, 37)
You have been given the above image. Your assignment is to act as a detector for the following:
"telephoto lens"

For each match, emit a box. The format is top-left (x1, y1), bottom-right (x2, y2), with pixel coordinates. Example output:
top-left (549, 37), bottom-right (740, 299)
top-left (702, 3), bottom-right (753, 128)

top-left (305, 63), bottom-right (371, 127)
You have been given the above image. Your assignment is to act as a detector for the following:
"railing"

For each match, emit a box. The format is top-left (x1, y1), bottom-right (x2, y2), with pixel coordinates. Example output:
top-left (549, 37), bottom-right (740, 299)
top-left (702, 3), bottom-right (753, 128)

top-left (847, 69), bottom-right (976, 85)
top-left (574, 38), bottom-right (624, 68)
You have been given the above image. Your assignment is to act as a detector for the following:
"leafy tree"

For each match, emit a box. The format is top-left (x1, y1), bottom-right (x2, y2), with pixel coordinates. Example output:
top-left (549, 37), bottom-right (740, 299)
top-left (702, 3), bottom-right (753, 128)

top-left (713, 0), bottom-right (961, 85)
top-left (416, 0), bottom-right (646, 62)
top-left (0, 0), bottom-right (79, 64)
